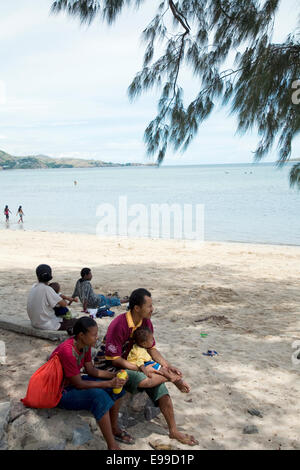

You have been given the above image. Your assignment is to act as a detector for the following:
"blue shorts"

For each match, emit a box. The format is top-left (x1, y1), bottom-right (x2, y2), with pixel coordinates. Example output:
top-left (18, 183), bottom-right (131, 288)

top-left (57, 375), bottom-right (126, 421)
top-left (98, 294), bottom-right (121, 308)
top-left (144, 360), bottom-right (161, 371)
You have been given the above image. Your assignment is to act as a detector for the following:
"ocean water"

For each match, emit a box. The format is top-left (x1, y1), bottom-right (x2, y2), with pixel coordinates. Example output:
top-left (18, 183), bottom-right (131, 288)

top-left (0, 162), bottom-right (299, 245)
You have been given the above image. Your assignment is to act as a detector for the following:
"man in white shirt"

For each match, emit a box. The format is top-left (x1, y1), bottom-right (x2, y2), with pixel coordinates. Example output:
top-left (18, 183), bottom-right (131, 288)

top-left (27, 264), bottom-right (75, 332)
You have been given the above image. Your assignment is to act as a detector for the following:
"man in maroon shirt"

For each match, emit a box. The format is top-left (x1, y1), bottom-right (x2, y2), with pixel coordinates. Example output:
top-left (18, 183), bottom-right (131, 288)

top-left (95, 288), bottom-right (198, 446)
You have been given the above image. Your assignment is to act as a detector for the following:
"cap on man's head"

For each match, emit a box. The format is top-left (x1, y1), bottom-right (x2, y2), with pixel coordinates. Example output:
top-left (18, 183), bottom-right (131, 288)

top-left (36, 264), bottom-right (52, 282)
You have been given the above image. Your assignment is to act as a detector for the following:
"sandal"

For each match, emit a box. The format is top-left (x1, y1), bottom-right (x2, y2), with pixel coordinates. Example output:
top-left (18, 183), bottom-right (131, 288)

top-left (114, 430), bottom-right (135, 445)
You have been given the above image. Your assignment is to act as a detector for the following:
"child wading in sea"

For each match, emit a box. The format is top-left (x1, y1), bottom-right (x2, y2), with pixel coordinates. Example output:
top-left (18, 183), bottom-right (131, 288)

top-left (49, 282), bottom-right (78, 319)
top-left (127, 327), bottom-right (190, 393)
top-left (17, 206), bottom-right (24, 223)
top-left (4, 205), bottom-right (11, 222)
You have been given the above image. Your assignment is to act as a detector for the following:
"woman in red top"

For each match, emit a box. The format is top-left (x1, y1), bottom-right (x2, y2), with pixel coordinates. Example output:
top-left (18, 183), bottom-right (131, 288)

top-left (50, 316), bottom-right (134, 449)
top-left (4, 205), bottom-right (11, 222)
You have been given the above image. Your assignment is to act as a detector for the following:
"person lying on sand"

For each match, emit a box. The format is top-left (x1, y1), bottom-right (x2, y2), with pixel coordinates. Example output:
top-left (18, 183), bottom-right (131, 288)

top-left (71, 268), bottom-right (129, 313)
top-left (127, 326), bottom-right (190, 393)
top-left (94, 288), bottom-right (198, 447)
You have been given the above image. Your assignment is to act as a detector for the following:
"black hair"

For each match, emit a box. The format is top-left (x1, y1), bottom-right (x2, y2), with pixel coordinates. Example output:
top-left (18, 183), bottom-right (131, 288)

top-left (49, 282), bottom-right (60, 293)
top-left (132, 327), bottom-right (152, 345)
top-left (36, 264), bottom-right (52, 283)
top-left (73, 316), bottom-right (97, 338)
top-left (129, 288), bottom-right (151, 312)
top-left (81, 267), bottom-right (91, 278)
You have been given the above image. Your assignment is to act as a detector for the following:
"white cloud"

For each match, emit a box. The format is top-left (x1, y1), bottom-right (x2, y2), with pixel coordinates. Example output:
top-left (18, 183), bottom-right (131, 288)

top-left (0, 0), bottom-right (298, 165)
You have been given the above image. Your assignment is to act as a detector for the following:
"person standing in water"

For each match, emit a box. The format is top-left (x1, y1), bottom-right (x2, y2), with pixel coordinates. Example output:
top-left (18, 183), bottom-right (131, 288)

top-left (4, 205), bottom-right (11, 222)
top-left (17, 206), bottom-right (24, 223)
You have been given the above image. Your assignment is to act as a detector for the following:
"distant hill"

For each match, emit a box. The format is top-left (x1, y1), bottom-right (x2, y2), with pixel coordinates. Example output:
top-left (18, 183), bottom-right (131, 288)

top-left (0, 150), bottom-right (157, 170)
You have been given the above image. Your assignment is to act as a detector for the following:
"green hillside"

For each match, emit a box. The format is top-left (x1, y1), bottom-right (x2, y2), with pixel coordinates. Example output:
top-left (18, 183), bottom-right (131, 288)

top-left (0, 150), bottom-right (155, 170)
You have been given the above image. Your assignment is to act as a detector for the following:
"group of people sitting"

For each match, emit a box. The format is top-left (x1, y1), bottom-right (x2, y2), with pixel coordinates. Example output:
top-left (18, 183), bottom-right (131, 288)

top-left (26, 264), bottom-right (198, 450)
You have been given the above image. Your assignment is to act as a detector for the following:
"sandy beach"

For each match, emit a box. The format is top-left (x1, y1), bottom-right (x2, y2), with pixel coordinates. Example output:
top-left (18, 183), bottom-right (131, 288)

top-left (0, 230), bottom-right (299, 450)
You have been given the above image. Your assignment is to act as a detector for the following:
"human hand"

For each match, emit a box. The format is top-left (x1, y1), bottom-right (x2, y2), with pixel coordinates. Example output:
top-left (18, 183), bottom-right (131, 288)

top-left (167, 365), bottom-right (182, 377)
top-left (109, 377), bottom-right (127, 389)
top-left (148, 368), bottom-right (155, 378)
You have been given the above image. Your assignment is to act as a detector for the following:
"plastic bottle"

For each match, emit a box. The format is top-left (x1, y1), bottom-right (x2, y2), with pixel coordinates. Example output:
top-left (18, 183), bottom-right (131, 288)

top-left (113, 369), bottom-right (128, 394)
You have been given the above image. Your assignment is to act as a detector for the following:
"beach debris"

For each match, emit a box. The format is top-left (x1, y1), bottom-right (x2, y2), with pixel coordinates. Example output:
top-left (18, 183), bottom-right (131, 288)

top-left (185, 398), bottom-right (193, 403)
top-left (243, 425), bottom-right (259, 434)
top-left (200, 333), bottom-right (208, 337)
top-left (195, 315), bottom-right (230, 325)
top-left (149, 440), bottom-right (179, 450)
top-left (202, 350), bottom-right (218, 357)
top-left (72, 424), bottom-right (94, 446)
top-left (247, 408), bottom-right (263, 419)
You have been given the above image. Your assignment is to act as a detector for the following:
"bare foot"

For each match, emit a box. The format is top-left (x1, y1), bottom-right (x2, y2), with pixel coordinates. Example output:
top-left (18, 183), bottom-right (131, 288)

top-left (169, 431), bottom-right (199, 446)
top-left (108, 444), bottom-right (121, 450)
top-left (174, 378), bottom-right (190, 393)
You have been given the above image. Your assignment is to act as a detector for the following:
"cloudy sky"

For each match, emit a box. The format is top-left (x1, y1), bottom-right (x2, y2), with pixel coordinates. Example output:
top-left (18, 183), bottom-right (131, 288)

top-left (0, 0), bottom-right (298, 165)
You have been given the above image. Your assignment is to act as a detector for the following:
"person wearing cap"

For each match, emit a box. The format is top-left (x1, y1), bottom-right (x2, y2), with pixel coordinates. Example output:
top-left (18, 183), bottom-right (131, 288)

top-left (27, 264), bottom-right (77, 331)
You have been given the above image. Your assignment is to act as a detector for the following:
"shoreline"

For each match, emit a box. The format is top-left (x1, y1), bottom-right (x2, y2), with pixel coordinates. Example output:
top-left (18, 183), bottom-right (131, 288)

top-left (0, 227), bottom-right (299, 248)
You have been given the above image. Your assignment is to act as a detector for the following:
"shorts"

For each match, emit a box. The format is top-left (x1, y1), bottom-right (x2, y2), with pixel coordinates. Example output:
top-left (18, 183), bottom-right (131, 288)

top-left (57, 375), bottom-right (126, 421)
top-left (144, 360), bottom-right (161, 371)
top-left (124, 369), bottom-right (169, 406)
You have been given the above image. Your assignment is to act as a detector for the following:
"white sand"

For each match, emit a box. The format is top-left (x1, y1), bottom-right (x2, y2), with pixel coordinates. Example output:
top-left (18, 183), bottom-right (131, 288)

top-left (0, 230), bottom-right (299, 450)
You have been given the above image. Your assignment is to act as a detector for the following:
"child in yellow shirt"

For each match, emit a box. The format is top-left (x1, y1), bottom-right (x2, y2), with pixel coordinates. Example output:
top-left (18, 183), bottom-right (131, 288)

top-left (127, 327), bottom-right (190, 393)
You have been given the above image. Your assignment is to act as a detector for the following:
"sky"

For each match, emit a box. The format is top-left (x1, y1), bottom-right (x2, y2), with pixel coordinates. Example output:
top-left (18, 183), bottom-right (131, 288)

top-left (0, 0), bottom-right (299, 166)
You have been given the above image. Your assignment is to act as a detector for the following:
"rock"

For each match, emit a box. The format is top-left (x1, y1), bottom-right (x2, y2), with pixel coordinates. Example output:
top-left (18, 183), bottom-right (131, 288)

top-left (130, 392), bottom-right (148, 413)
top-left (9, 400), bottom-right (29, 423)
top-left (243, 425), bottom-right (259, 434)
top-left (38, 440), bottom-right (66, 451)
top-left (247, 408), bottom-right (263, 418)
top-left (0, 402), bottom-right (10, 440)
top-left (72, 424), bottom-right (94, 446)
top-left (144, 400), bottom-right (161, 422)
top-left (149, 440), bottom-right (179, 450)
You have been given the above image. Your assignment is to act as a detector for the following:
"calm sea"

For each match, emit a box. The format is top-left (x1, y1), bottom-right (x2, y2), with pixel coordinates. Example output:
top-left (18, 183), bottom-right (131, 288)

top-left (0, 163), bottom-right (299, 245)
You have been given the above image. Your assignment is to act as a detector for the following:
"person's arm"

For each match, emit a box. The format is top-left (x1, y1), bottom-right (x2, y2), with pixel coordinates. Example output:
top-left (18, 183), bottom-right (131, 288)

top-left (68, 373), bottom-right (126, 390)
top-left (60, 294), bottom-right (78, 303)
top-left (111, 357), bottom-right (139, 371)
top-left (139, 363), bottom-right (154, 378)
top-left (57, 298), bottom-right (68, 307)
top-left (84, 362), bottom-right (116, 379)
top-left (148, 348), bottom-right (182, 376)
top-left (71, 281), bottom-right (80, 300)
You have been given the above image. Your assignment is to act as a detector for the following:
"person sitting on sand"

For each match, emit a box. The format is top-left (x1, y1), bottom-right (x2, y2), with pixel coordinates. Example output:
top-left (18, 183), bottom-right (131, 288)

top-left (127, 326), bottom-right (190, 392)
top-left (49, 316), bottom-right (134, 449)
top-left (49, 282), bottom-right (79, 319)
top-left (94, 288), bottom-right (198, 447)
top-left (71, 268), bottom-right (129, 313)
top-left (27, 264), bottom-right (77, 333)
